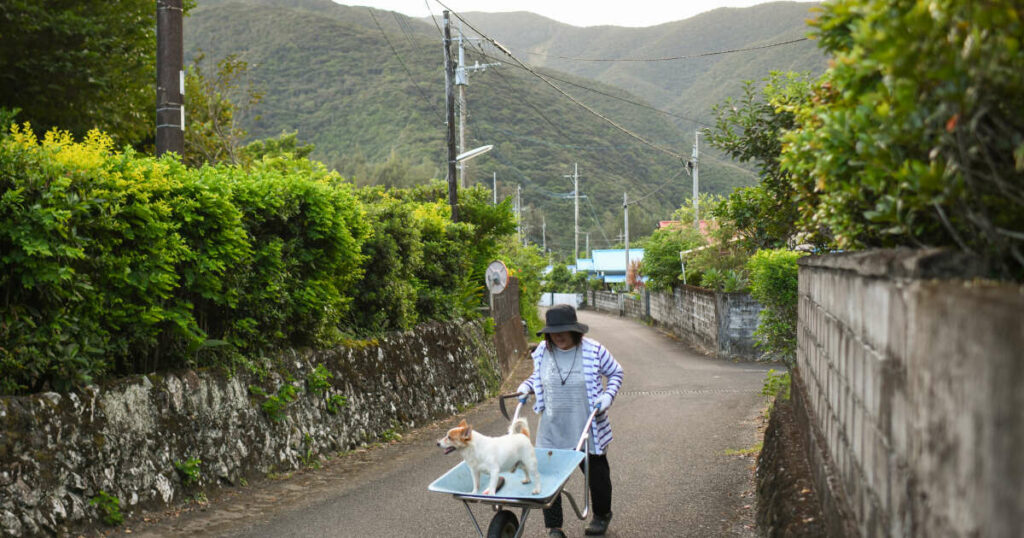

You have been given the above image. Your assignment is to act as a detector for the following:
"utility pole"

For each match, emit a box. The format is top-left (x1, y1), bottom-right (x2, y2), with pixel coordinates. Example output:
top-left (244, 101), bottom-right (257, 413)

top-left (516, 184), bottom-right (522, 244)
top-left (623, 192), bottom-right (630, 290)
top-left (156, 0), bottom-right (184, 157)
top-left (443, 11), bottom-right (459, 222)
top-left (492, 172), bottom-right (497, 205)
top-left (564, 163), bottom-right (580, 261)
top-left (691, 130), bottom-right (701, 228)
top-left (542, 216), bottom-right (546, 252)
top-left (585, 232), bottom-right (590, 259)
top-left (455, 23), bottom-right (500, 188)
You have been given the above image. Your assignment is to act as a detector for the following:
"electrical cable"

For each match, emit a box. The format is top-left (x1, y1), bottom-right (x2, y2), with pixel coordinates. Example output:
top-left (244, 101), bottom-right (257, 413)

top-left (368, 9), bottom-right (445, 123)
top-left (436, 1), bottom-right (687, 161)
top-left (522, 37), bottom-right (811, 62)
top-left (471, 46), bottom-right (709, 127)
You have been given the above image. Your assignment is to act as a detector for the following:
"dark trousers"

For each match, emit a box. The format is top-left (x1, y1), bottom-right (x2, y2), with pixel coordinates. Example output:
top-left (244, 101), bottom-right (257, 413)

top-left (543, 453), bottom-right (612, 529)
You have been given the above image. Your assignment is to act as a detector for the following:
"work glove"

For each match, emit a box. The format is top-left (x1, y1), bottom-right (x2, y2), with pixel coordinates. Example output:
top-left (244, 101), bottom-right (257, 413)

top-left (516, 384), bottom-right (531, 404)
top-left (593, 393), bottom-right (613, 413)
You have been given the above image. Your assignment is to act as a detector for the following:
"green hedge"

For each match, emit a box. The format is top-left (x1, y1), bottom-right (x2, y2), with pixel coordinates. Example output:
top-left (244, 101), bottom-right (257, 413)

top-left (0, 127), bottom-right (514, 394)
top-left (746, 248), bottom-right (806, 364)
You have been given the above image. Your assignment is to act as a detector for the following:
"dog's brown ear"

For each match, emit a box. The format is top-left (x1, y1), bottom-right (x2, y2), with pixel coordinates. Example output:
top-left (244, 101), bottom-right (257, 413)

top-left (459, 427), bottom-right (472, 441)
top-left (457, 419), bottom-right (468, 428)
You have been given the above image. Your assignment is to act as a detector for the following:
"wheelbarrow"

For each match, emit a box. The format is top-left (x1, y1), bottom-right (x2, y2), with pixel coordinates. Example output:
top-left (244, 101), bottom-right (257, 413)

top-left (428, 392), bottom-right (599, 538)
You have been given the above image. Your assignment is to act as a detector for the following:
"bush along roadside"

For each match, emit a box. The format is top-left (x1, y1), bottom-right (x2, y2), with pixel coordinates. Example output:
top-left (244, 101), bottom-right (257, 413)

top-left (0, 126), bottom-right (516, 396)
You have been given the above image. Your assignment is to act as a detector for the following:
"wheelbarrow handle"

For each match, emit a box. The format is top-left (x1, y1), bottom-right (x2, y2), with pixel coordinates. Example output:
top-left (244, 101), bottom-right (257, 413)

top-left (499, 391), bottom-right (531, 421)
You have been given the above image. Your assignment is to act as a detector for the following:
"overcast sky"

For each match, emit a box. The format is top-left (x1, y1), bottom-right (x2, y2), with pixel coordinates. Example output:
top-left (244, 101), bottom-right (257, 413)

top-left (336, 0), bottom-right (816, 28)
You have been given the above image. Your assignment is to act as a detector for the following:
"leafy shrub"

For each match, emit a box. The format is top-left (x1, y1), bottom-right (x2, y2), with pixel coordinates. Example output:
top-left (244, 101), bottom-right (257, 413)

top-left (761, 368), bottom-right (791, 418)
top-left (89, 490), bottom-right (123, 526)
top-left (306, 364), bottom-right (332, 396)
top-left (641, 221), bottom-right (706, 291)
top-left (174, 457), bottom-right (202, 486)
top-left (782, 0), bottom-right (1024, 279)
top-left (0, 127), bottom-right (516, 395)
top-left (746, 249), bottom-right (806, 363)
top-left (0, 127), bottom-right (249, 392)
top-left (325, 394), bottom-right (348, 415)
top-left (498, 239), bottom-right (546, 336)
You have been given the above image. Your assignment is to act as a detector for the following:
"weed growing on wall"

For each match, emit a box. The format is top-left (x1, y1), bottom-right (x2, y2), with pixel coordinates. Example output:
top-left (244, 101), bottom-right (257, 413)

top-left (761, 369), bottom-right (791, 419)
top-left (89, 490), bottom-right (123, 526)
top-left (174, 457), bottom-right (202, 486)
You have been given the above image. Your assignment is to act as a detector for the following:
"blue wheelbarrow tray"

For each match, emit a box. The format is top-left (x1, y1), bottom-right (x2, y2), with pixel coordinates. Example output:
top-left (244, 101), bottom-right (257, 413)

top-left (429, 448), bottom-right (586, 506)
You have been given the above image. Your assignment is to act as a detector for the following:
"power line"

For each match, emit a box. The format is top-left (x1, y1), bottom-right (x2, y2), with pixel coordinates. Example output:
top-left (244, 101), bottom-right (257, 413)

top-left (436, 1), bottom-right (687, 161)
top-left (367, 9), bottom-right (445, 123)
top-left (522, 37), bottom-right (811, 62)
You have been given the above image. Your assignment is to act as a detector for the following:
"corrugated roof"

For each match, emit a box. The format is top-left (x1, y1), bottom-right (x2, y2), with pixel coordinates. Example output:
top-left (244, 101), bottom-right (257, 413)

top-left (591, 249), bottom-right (644, 273)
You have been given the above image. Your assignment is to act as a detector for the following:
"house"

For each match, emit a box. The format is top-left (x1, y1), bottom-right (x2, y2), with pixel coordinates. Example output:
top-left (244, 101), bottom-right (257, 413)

top-left (574, 248), bottom-right (645, 284)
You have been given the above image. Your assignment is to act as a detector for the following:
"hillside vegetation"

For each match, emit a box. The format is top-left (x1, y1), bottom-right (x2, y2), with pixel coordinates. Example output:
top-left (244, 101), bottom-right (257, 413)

top-left (186, 0), bottom-right (823, 254)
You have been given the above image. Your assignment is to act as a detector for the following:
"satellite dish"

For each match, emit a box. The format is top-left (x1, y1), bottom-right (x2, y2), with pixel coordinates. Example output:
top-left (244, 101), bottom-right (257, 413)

top-left (485, 260), bottom-right (509, 295)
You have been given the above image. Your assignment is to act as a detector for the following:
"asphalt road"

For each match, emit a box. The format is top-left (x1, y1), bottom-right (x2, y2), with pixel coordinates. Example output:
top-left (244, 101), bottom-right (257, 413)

top-left (124, 309), bottom-right (771, 537)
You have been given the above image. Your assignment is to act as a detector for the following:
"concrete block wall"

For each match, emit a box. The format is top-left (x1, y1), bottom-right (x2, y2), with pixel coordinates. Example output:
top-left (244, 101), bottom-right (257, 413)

top-left (796, 249), bottom-right (1024, 537)
top-left (590, 287), bottom-right (761, 360)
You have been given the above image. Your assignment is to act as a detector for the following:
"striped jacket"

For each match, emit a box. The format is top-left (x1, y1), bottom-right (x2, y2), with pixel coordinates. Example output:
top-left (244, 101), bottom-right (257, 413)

top-left (517, 337), bottom-right (624, 454)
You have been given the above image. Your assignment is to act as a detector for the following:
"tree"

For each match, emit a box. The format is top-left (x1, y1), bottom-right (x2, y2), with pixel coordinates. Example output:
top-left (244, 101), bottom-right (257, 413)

top-left (782, 0), bottom-right (1024, 278)
top-left (641, 222), bottom-right (705, 291)
top-left (0, 1), bottom-right (158, 145)
top-left (706, 72), bottom-right (813, 249)
top-left (184, 53), bottom-right (263, 167)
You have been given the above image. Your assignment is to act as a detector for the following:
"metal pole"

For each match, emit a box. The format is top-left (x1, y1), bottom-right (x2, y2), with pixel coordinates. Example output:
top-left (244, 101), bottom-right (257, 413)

top-left (585, 232), bottom-right (590, 259)
top-left (156, 0), bottom-right (184, 157)
top-left (443, 11), bottom-right (459, 222)
top-left (493, 172), bottom-right (497, 205)
top-left (516, 184), bottom-right (522, 244)
top-left (542, 216), bottom-right (546, 252)
top-left (692, 130), bottom-right (700, 228)
top-left (574, 163), bottom-right (580, 263)
top-left (623, 192), bottom-right (629, 290)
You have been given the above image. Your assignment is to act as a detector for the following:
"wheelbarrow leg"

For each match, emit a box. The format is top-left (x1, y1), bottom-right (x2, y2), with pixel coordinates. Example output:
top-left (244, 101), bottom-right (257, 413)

top-left (462, 500), bottom-right (484, 537)
top-left (513, 507), bottom-right (532, 538)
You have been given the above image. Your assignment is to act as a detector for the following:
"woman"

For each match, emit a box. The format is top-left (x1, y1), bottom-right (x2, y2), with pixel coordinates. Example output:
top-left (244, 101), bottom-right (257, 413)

top-left (517, 304), bottom-right (624, 537)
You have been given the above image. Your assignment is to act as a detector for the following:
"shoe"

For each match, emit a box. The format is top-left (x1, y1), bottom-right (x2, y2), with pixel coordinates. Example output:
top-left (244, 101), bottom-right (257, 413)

top-left (584, 512), bottom-right (613, 535)
top-left (548, 529), bottom-right (567, 538)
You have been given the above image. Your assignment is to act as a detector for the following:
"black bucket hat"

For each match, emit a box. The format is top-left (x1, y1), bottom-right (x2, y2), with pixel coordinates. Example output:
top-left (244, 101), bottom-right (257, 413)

top-left (537, 304), bottom-right (589, 336)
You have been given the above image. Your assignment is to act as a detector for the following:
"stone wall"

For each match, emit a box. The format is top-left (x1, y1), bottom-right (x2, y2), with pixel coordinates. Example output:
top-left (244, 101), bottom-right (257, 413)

top-left (795, 249), bottom-right (1024, 537)
top-left (590, 287), bottom-right (761, 360)
top-left (0, 321), bottom-right (499, 537)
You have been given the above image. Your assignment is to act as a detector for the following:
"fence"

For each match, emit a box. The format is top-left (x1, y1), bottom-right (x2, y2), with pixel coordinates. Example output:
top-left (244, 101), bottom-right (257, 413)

top-left (794, 249), bottom-right (1024, 537)
top-left (588, 287), bottom-right (763, 360)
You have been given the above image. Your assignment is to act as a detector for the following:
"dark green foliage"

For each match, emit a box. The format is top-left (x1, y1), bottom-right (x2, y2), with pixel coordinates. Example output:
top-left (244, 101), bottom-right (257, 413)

top-left (0, 1), bottom-right (157, 146)
top-left (746, 249), bottom-right (805, 363)
top-left (182, 1), bottom-right (808, 257)
top-left (641, 223), bottom-right (706, 291)
top-left (782, 0), bottom-right (1024, 278)
top-left (224, 163), bottom-right (369, 349)
top-left (174, 457), bottom-right (202, 486)
top-left (306, 364), bottom-right (332, 396)
top-left (89, 490), bottom-right (123, 526)
top-left (707, 72), bottom-right (813, 250)
top-left (498, 240), bottom-right (546, 336)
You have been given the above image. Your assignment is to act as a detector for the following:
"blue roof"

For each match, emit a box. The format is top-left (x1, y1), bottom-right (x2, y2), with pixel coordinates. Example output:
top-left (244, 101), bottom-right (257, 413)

top-left (591, 249), bottom-right (644, 273)
top-left (574, 258), bottom-right (595, 272)
top-left (602, 274), bottom-right (626, 283)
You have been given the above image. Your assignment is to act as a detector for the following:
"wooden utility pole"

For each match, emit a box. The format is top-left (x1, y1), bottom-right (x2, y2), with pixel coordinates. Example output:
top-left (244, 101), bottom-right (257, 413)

top-left (443, 11), bottom-right (459, 222)
top-left (156, 0), bottom-right (184, 156)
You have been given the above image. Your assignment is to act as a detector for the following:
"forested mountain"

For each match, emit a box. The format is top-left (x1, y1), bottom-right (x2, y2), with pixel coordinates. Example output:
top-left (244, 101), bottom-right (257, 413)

top-left (185, 0), bottom-right (823, 255)
top-left (457, 2), bottom-right (825, 133)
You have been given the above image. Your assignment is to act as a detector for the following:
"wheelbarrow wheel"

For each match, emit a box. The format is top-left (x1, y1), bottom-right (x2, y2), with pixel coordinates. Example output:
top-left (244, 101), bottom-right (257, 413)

top-left (486, 509), bottom-right (519, 538)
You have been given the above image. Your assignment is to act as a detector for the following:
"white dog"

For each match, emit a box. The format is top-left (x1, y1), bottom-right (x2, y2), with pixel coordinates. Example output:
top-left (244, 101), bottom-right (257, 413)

top-left (437, 418), bottom-right (541, 495)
